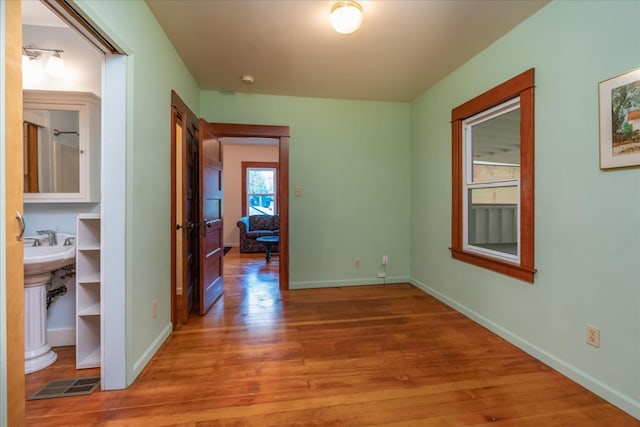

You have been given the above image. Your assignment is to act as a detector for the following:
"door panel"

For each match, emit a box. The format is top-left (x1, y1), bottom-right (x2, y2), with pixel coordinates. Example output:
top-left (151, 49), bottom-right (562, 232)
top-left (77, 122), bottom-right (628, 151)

top-left (198, 120), bottom-right (224, 315)
top-left (5, 0), bottom-right (26, 422)
top-left (182, 119), bottom-right (199, 322)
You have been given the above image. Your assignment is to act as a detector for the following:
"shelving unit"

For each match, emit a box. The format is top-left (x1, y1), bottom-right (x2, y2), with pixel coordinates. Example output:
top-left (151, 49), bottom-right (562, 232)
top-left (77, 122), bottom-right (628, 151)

top-left (76, 214), bottom-right (102, 369)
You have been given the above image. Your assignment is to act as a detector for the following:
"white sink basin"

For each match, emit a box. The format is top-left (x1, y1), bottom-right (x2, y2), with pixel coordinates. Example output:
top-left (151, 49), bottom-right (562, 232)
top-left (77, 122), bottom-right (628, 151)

top-left (24, 233), bottom-right (76, 276)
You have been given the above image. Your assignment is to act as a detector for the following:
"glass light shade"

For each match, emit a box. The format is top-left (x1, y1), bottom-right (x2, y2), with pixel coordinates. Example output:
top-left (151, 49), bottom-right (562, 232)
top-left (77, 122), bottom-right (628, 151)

top-left (330, 1), bottom-right (363, 34)
top-left (46, 52), bottom-right (65, 78)
top-left (22, 55), bottom-right (44, 86)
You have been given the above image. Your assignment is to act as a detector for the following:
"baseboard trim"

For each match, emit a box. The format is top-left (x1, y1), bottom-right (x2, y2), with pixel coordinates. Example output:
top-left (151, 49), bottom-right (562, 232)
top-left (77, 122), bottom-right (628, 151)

top-left (131, 323), bottom-right (172, 381)
top-left (290, 276), bottom-right (411, 290)
top-left (46, 327), bottom-right (75, 347)
top-left (410, 277), bottom-right (640, 420)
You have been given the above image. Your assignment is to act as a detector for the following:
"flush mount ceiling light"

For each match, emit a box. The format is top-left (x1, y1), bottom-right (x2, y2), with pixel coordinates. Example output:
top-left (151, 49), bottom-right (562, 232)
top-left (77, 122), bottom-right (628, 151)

top-left (22, 46), bottom-right (66, 78)
top-left (330, 0), bottom-right (363, 34)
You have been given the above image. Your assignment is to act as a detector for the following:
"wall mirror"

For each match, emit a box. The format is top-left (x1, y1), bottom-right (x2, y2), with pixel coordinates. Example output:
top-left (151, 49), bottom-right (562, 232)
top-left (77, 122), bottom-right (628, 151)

top-left (23, 90), bottom-right (101, 203)
top-left (24, 108), bottom-right (80, 193)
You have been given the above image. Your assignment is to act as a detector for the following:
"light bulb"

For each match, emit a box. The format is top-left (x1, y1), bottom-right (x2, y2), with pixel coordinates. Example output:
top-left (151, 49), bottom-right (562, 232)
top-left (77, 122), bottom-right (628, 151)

top-left (22, 54), bottom-right (43, 86)
top-left (46, 52), bottom-right (65, 78)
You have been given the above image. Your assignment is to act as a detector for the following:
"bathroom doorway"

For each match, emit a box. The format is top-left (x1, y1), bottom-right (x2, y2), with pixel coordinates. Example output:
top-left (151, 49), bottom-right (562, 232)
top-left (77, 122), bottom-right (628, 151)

top-left (19, 0), bottom-right (128, 399)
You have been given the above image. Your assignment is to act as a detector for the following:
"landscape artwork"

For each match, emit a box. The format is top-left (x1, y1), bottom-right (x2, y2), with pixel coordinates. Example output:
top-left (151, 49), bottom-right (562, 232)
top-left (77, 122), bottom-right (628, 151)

top-left (599, 67), bottom-right (640, 169)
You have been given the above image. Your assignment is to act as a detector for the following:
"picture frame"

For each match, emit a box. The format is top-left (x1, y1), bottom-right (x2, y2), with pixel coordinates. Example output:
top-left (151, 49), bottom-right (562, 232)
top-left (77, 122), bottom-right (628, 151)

top-left (599, 67), bottom-right (640, 170)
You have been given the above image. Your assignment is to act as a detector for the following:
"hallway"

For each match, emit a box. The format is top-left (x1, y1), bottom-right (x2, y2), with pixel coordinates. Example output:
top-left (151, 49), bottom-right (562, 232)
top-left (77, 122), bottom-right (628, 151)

top-left (25, 249), bottom-right (638, 426)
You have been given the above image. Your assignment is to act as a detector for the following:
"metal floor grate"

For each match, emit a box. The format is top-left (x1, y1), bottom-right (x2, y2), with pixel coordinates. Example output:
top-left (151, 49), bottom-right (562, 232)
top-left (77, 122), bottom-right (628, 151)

top-left (28, 377), bottom-right (100, 400)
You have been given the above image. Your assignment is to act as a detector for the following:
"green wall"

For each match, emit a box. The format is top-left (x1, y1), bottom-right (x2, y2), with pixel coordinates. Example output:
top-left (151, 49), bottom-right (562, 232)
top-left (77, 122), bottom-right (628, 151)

top-left (410, 0), bottom-right (640, 418)
top-left (200, 93), bottom-right (411, 288)
top-left (76, 0), bottom-right (200, 383)
top-left (40, 0), bottom-right (639, 419)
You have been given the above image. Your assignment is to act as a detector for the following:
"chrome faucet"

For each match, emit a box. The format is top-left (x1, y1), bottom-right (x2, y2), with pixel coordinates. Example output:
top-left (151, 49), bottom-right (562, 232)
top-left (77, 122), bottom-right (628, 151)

top-left (23, 237), bottom-right (42, 247)
top-left (63, 236), bottom-right (76, 246)
top-left (36, 229), bottom-right (58, 246)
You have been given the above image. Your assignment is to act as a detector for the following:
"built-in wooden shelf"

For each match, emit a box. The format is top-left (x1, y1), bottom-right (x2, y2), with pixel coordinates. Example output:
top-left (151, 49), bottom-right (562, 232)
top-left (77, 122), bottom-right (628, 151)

top-left (76, 214), bottom-right (101, 369)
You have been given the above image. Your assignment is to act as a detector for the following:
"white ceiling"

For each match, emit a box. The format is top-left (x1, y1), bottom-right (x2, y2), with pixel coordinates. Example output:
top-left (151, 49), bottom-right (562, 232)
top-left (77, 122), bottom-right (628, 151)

top-left (146, 0), bottom-right (548, 102)
top-left (22, 0), bottom-right (66, 27)
top-left (22, 0), bottom-right (549, 102)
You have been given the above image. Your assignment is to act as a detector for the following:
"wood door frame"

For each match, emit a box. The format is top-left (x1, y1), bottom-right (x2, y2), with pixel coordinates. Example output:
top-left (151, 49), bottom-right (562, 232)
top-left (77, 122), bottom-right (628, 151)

top-left (210, 123), bottom-right (290, 291)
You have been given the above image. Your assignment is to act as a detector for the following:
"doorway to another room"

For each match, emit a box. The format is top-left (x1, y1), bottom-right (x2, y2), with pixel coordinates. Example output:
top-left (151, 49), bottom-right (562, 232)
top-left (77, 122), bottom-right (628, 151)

top-left (170, 94), bottom-right (290, 328)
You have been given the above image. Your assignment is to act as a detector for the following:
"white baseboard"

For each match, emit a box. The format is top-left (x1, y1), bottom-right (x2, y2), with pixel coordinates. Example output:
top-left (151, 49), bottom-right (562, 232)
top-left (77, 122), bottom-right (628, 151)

top-left (46, 327), bottom-right (75, 347)
top-left (131, 322), bottom-right (172, 381)
top-left (290, 276), bottom-right (411, 289)
top-left (410, 277), bottom-right (640, 420)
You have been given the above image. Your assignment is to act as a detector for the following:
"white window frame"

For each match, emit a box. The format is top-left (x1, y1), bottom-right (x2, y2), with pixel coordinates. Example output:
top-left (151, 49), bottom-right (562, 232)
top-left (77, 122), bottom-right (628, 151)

top-left (246, 166), bottom-right (277, 216)
top-left (462, 97), bottom-right (521, 263)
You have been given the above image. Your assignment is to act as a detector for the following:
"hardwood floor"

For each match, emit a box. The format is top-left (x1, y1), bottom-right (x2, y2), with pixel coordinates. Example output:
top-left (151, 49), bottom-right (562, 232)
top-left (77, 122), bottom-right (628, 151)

top-left (26, 248), bottom-right (639, 426)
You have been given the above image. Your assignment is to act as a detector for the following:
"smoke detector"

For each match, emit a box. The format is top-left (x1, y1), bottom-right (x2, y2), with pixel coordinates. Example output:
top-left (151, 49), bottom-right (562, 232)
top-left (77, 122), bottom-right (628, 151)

top-left (241, 74), bottom-right (254, 84)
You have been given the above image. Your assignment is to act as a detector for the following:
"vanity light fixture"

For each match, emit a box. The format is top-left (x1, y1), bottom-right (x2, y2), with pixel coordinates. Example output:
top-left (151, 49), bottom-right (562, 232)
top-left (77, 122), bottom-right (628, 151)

top-left (22, 46), bottom-right (66, 77)
top-left (46, 51), bottom-right (66, 77)
top-left (330, 0), bottom-right (363, 34)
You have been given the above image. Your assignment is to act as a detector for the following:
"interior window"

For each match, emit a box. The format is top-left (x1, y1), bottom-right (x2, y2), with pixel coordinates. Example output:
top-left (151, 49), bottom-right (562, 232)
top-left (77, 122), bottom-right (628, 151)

top-left (450, 69), bottom-right (536, 282)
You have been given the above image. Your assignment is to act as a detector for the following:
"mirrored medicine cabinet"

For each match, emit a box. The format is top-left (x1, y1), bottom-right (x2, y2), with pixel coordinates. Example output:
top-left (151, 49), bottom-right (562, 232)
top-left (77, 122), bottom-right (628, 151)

top-left (23, 90), bottom-right (101, 203)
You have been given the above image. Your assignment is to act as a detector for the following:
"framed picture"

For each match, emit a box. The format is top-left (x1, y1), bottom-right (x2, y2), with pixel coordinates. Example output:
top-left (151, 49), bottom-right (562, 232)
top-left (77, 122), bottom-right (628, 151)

top-left (599, 67), bottom-right (640, 170)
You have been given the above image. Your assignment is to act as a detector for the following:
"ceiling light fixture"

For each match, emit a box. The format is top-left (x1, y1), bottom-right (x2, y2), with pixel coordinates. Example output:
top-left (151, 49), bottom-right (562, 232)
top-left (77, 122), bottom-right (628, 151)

top-left (330, 0), bottom-right (363, 34)
top-left (22, 46), bottom-right (66, 77)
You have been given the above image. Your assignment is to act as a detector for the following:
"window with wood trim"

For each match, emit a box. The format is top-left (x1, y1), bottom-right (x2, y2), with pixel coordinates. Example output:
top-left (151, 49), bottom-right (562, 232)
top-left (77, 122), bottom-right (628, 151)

top-left (450, 69), bottom-right (536, 283)
top-left (242, 161), bottom-right (279, 216)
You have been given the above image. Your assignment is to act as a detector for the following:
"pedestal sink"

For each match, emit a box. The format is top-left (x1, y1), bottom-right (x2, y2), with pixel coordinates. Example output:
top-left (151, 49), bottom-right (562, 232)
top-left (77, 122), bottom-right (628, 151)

top-left (23, 233), bottom-right (75, 374)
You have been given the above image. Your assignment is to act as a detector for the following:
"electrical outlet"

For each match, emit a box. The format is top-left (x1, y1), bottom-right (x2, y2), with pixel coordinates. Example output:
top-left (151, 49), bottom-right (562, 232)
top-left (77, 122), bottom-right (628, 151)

top-left (586, 325), bottom-right (600, 348)
top-left (377, 272), bottom-right (386, 278)
top-left (152, 300), bottom-right (158, 319)
top-left (354, 258), bottom-right (360, 268)
top-left (382, 255), bottom-right (389, 265)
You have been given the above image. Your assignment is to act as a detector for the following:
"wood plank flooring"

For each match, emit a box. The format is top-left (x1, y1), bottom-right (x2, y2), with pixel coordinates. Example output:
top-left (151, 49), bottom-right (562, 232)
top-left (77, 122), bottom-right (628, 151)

top-left (25, 248), bottom-right (639, 426)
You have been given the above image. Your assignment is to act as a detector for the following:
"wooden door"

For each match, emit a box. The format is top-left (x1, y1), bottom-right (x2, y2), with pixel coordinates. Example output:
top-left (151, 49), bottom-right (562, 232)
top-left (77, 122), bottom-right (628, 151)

top-left (197, 120), bottom-right (224, 314)
top-left (172, 90), bottom-right (201, 325)
top-left (5, 0), bottom-right (26, 422)
top-left (181, 116), bottom-right (200, 322)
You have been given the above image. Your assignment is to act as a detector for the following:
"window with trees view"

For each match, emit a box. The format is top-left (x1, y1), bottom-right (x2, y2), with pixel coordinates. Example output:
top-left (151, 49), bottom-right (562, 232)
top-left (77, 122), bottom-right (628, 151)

top-left (450, 69), bottom-right (536, 283)
top-left (242, 162), bottom-right (278, 216)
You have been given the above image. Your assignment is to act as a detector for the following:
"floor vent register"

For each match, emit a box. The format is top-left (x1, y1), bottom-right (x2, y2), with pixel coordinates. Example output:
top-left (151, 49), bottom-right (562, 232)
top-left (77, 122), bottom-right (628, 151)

top-left (27, 377), bottom-right (100, 400)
